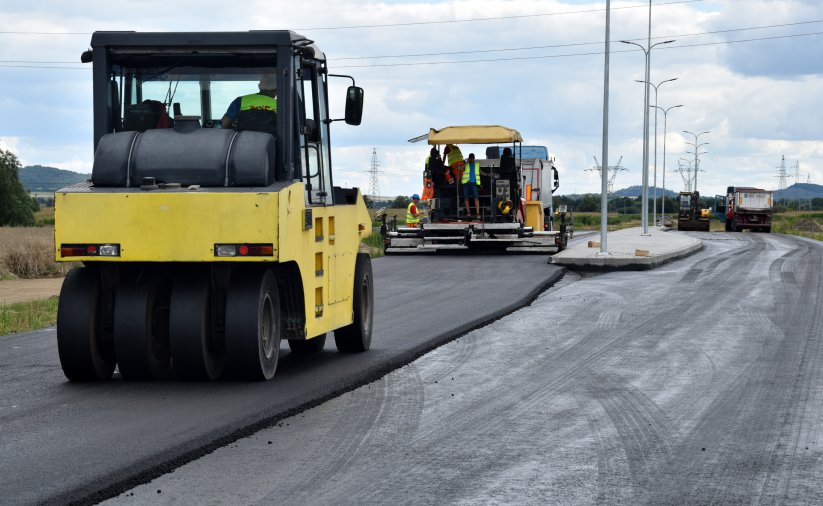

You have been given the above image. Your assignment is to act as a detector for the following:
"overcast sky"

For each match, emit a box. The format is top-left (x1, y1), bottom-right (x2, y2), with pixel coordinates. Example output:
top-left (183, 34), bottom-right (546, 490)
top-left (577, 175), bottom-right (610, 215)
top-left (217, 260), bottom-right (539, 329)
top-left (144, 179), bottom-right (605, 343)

top-left (1, 0), bottom-right (821, 198)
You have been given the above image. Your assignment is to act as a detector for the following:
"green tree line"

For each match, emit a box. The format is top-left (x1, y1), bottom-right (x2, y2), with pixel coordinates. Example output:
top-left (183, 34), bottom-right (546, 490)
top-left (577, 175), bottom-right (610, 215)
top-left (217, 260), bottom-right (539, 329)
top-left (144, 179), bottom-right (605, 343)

top-left (1, 145), bottom-right (39, 226)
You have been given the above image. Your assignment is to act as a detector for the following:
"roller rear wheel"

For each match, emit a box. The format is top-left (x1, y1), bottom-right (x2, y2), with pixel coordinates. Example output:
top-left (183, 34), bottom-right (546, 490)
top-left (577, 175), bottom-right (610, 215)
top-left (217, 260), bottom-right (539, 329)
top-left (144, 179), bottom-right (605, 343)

top-left (113, 273), bottom-right (172, 380)
top-left (224, 269), bottom-right (280, 380)
top-left (170, 275), bottom-right (223, 380)
top-left (56, 267), bottom-right (115, 381)
top-left (335, 254), bottom-right (374, 352)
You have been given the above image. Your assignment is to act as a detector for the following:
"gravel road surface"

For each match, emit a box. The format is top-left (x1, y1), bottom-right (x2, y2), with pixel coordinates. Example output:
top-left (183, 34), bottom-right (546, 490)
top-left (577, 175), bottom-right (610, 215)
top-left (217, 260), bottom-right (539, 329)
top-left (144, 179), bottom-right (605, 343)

top-left (105, 232), bottom-right (823, 505)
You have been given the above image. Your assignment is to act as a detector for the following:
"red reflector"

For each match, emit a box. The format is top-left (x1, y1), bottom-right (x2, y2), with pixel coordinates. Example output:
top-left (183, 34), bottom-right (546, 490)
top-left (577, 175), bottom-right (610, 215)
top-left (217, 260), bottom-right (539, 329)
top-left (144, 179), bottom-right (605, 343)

top-left (238, 245), bottom-right (249, 256)
top-left (61, 247), bottom-right (86, 257)
top-left (86, 245), bottom-right (98, 254)
top-left (249, 244), bottom-right (274, 256)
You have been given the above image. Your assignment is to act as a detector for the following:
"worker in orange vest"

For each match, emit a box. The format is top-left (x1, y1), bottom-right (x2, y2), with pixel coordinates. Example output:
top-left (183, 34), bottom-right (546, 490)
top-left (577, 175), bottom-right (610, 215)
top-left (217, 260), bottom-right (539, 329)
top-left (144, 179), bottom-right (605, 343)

top-left (443, 144), bottom-right (464, 184)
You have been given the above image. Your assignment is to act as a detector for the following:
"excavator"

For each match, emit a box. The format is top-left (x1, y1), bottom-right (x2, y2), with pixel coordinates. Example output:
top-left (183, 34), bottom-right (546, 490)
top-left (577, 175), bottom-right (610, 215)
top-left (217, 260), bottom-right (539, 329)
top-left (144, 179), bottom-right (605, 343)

top-left (676, 191), bottom-right (711, 231)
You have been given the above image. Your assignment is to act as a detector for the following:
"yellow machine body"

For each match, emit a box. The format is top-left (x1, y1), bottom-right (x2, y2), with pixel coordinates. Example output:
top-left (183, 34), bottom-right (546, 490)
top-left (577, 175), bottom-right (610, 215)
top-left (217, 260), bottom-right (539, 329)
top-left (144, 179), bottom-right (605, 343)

top-left (523, 200), bottom-right (544, 231)
top-left (54, 182), bottom-right (372, 339)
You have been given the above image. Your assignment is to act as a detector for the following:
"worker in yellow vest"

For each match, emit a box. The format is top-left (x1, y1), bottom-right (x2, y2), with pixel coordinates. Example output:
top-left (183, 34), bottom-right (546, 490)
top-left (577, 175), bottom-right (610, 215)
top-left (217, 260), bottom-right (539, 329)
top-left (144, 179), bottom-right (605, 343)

top-left (443, 144), bottom-right (464, 184)
top-left (221, 75), bottom-right (278, 129)
top-left (462, 153), bottom-right (488, 219)
top-left (406, 194), bottom-right (422, 227)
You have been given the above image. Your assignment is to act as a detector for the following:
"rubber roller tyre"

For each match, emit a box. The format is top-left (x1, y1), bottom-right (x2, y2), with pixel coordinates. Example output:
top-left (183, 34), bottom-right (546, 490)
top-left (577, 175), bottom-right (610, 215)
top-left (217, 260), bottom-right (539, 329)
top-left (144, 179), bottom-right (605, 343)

top-left (288, 333), bottom-right (326, 354)
top-left (56, 267), bottom-right (115, 381)
top-left (113, 273), bottom-right (172, 380)
top-left (334, 254), bottom-right (374, 353)
top-left (224, 269), bottom-right (280, 380)
top-left (170, 275), bottom-right (224, 380)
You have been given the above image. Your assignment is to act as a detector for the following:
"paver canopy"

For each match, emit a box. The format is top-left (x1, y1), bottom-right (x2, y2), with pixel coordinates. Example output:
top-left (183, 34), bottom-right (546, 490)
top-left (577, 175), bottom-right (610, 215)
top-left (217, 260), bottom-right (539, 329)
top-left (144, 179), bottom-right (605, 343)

top-left (408, 125), bottom-right (524, 145)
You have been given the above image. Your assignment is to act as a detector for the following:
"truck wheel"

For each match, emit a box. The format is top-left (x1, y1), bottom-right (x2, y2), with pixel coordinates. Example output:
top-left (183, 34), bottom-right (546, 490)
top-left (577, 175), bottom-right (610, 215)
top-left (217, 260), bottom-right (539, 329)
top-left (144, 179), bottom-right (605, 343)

top-left (57, 267), bottom-right (115, 381)
top-left (224, 269), bottom-right (280, 380)
top-left (765, 226), bottom-right (772, 233)
top-left (288, 333), bottom-right (326, 354)
top-left (334, 254), bottom-right (373, 353)
top-left (170, 275), bottom-right (224, 380)
top-left (113, 272), bottom-right (173, 380)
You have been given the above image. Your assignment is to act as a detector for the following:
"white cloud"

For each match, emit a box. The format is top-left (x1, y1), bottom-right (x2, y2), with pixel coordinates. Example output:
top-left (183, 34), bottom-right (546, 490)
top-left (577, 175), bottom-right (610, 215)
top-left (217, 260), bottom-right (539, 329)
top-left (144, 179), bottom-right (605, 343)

top-left (0, 0), bottom-right (821, 199)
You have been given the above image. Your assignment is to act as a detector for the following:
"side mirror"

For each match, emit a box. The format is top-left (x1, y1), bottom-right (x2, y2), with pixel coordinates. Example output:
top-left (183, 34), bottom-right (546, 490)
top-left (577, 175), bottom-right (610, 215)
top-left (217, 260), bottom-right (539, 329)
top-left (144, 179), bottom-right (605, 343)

top-left (344, 86), bottom-right (364, 125)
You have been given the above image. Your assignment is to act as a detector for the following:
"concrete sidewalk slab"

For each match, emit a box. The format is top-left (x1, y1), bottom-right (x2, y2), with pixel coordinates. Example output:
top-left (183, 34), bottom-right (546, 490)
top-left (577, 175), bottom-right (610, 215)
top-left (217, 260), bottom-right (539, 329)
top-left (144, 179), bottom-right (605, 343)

top-left (551, 227), bottom-right (702, 271)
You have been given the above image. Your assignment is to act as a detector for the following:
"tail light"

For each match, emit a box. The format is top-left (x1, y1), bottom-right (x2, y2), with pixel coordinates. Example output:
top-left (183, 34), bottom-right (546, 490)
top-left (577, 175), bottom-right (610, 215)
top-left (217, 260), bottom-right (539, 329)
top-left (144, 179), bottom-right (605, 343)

top-left (60, 244), bottom-right (120, 257)
top-left (214, 243), bottom-right (274, 257)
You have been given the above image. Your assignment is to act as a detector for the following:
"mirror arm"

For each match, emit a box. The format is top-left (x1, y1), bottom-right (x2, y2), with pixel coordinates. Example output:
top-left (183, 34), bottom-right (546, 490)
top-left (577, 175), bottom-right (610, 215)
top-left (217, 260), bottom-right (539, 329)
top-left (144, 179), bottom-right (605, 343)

top-left (327, 74), bottom-right (356, 87)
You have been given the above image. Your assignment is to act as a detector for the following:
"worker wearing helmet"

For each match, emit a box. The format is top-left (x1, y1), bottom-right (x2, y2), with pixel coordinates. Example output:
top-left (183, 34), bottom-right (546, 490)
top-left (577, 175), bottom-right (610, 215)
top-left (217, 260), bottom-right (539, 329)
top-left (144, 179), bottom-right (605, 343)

top-left (221, 75), bottom-right (278, 129)
top-left (406, 194), bottom-right (423, 227)
top-left (462, 153), bottom-right (487, 219)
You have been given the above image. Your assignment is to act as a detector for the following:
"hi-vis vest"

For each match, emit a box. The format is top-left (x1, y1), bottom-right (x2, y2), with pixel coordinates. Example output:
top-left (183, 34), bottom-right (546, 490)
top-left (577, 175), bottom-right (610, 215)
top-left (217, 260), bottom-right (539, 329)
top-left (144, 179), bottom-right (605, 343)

top-left (447, 145), bottom-right (464, 166)
top-left (406, 202), bottom-right (420, 224)
top-left (462, 161), bottom-right (481, 185)
top-left (240, 94), bottom-right (277, 113)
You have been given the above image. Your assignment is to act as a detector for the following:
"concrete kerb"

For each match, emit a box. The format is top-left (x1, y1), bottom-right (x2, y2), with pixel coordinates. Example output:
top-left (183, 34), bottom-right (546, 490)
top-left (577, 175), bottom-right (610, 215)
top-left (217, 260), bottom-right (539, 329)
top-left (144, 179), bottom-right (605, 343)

top-left (550, 227), bottom-right (703, 272)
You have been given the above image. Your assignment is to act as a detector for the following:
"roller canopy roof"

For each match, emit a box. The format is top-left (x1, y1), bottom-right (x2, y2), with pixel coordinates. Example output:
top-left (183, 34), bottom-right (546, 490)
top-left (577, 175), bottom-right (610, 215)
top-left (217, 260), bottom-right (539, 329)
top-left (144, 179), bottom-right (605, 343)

top-left (415, 125), bottom-right (524, 145)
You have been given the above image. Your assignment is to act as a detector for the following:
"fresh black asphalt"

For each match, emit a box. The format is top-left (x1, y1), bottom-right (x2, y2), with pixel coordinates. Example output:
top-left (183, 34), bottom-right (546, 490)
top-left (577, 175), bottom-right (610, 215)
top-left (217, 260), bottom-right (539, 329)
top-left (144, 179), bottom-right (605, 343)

top-left (0, 255), bottom-right (564, 505)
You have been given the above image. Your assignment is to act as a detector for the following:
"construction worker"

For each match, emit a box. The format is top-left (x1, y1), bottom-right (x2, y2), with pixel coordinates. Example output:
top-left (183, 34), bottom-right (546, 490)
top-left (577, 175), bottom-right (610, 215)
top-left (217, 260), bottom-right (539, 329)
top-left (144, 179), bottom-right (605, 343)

top-left (422, 148), bottom-right (439, 201)
top-left (443, 144), bottom-right (464, 184)
top-left (462, 153), bottom-right (487, 218)
top-left (221, 75), bottom-right (277, 130)
top-left (406, 194), bottom-right (423, 227)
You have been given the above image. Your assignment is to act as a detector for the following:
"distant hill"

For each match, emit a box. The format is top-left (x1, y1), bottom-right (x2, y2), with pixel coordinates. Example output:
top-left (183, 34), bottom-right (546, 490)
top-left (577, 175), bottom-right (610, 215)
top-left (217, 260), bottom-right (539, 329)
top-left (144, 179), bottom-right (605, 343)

top-left (774, 183), bottom-right (823, 200)
top-left (612, 185), bottom-right (678, 198)
top-left (20, 165), bottom-right (89, 192)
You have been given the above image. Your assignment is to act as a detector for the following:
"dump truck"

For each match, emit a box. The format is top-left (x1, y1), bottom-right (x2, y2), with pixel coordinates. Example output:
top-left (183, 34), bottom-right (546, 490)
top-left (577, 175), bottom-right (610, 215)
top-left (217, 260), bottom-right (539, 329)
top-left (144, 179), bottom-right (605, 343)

top-left (716, 186), bottom-right (773, 232)
top-left (54, 31), bottom-right (374, 382)
top-left (676, 191), bottom-right (710, 231)
top-left (384, 125), bottom-right (569, 253)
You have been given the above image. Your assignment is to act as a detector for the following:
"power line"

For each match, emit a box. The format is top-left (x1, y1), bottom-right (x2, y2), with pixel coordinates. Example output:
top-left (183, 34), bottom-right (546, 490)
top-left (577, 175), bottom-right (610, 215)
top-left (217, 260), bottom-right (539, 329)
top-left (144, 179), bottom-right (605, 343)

top-left (332, 31), bottom-right (823, 68)
top-left (4, 27), bottom-right (821, 71)
top-left (297, 0), bottom-right (703, 30)
top-left (0, 64), bottom-right (89, 69)
top-left (334, 19), bottom-right (823, 60)
top-left (4, 18), bottom-right (821, 67)
top-left (0, 0), bottom-right (704, 35)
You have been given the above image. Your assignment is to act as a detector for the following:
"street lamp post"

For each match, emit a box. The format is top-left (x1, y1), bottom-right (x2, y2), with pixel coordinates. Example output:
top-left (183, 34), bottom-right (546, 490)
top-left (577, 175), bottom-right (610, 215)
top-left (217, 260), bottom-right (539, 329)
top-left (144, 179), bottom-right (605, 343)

top-left (621, 38), bottom-right (675, 235)
top-left (652, 104), bottom-right (683, 224)
top-left (638, 78), bottom-right (677, 226)
top-left (683, 130), bottom-right (710, 192)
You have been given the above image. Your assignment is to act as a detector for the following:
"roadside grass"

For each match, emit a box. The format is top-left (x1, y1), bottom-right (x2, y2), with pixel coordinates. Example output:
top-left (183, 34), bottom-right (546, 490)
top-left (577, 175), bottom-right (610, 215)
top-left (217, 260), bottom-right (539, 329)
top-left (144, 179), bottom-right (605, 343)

top-left (571, 210), bottom-right (821, 240)
top-left (571, 212), bottom-right (643, 231)
top-left (772, 211), bottom-right (823, 241)
top-left (0, 226), bottom-right (73, 279)
top-left (369, 207), bottom-right (407, 227)
top-left (34, 207), bottom-right (55, 227)
top-left (361, 232), bottom-right (385, 258)
top-left (0, 297), bottom-right (59, 336)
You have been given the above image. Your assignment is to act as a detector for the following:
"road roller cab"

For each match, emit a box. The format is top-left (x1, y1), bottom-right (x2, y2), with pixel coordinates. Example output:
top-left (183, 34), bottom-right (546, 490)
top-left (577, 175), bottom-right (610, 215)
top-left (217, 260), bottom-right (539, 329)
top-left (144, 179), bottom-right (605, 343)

top-left (54, 31), bottom-right (374, 382)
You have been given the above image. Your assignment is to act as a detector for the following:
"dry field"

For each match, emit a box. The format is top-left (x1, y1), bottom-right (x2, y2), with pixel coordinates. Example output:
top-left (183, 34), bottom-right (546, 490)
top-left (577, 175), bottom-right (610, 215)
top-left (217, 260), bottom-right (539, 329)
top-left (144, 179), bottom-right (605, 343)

top-left (0, 226), bottom-right (70, 279)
